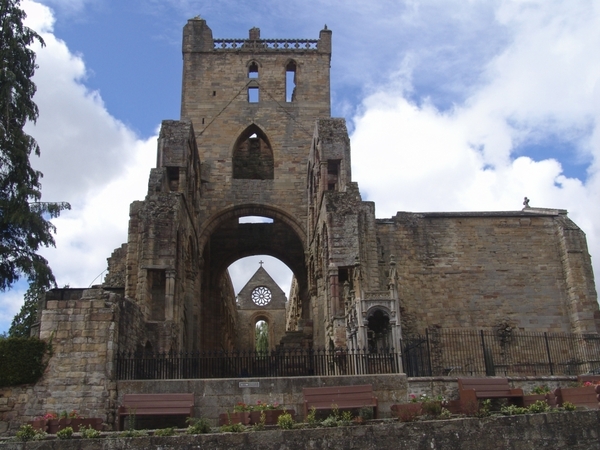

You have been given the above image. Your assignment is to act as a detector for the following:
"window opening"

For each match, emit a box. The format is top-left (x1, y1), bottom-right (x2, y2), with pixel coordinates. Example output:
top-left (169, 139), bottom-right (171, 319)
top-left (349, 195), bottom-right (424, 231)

top-left (286, 61), bottom-right (296, 102)
top-left (255, 320), bottom-right (269, 354)
top-left (238, 216), bottom-right (274, 224)
top-left (232, 126), bottom-right (274, 179)
top-left (327, 160), bottom-right (340, 191)
top-left (367, 310), bottom-right (391, 352)
top-left (252, 286), bottom-right (272, 306)
top-left (248, 86), bottom-right (259, 103)
top-left (248, 62), bottom-right (259, 79)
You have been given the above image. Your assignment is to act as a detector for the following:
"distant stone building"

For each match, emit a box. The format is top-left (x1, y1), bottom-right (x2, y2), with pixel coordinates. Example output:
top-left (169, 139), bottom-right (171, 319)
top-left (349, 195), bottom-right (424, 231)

top-left (6, 19), bottom-right (597, 430)
top-left (235, 264), bottom-right (287, 350)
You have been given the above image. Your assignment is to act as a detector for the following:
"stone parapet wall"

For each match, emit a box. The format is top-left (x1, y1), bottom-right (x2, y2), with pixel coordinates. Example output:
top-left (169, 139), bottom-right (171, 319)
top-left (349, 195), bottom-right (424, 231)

top-left (117, 374), bottom-right (408, 425)
top-left (1, 411), bottom-right (598, 449)
top-left (0, 373), bottom-right (586, 436)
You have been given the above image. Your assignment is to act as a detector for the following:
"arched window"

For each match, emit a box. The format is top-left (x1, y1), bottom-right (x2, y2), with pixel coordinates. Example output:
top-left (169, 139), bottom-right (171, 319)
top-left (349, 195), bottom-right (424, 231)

top-left (255, 319), bottom-right (269, 354)
top-left (248, 61), bottom-right (259, 102)
top-left (367, 309), bottom-right (392, 352)
top-left (285, 60), bottom-right (297, 102)
top-left (232, 125), bottom-right (274, 179)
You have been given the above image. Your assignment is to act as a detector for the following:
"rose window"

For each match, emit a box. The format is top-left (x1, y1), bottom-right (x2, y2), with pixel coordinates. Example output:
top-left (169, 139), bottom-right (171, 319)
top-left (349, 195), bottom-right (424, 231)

top-left (252, 286), bottom-right (272, 306)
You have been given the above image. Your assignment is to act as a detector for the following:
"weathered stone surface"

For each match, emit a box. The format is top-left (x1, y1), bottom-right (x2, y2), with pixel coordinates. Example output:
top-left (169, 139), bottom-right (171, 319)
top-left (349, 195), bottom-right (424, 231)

top-left (0, 411), bottom-right (599, 449)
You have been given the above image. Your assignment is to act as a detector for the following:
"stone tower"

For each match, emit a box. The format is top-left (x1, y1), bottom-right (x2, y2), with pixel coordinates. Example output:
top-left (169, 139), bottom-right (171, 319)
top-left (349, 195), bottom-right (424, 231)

top-left (120, 20), bottom-right (333, 352)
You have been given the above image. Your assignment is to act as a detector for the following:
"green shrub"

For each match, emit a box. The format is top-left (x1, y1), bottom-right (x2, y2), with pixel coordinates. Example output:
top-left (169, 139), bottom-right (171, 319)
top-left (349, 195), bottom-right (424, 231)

top-left (422, 400), bottom-right (443, 417)
top-left (0, 337), bottom-right (48, 387)
top-left (562, 401), bottom-right (577, 411)
top-left (186, 417), bottom-right (212, 434)
top-left (500, 404), bottom-right (528, 415)
top-left (56, 426), bottom-right (73, 439)
top-left (119, 429), bottom-right (148, 438)
top-left (528, 400), bottom-right (550, 413)
top-left (252, 411), bottom-right (266, 431)
top-left (305, 406), bottom-right (319, 426)
top-left (358, 406), bottom-right (374, 420)
top-left (277, 412), bottom-right (295, 430)
top-left (14, 423), bottom-right (46, 442)
top-left (80, 425), bottom-right (101, 439)
top-left (439, 407), bottom-right (452, 419)
top-left (153, 427), bottom-right (176, 436)
top-left (219, 422), bottom-right (246, 433)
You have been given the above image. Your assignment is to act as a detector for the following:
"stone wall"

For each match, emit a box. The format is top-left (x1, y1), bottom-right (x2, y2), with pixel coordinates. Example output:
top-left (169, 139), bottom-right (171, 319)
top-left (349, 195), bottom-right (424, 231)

top-left (117, 373), bottom-right (408, 424)
top-left (0, 289), bottom-right (149, 435)
top-left (1, 411), bottom-right (599, 449)
top-left (376, 210), bottom-right (600, 336)
top-left (1, 372), bottom-right (585, 435)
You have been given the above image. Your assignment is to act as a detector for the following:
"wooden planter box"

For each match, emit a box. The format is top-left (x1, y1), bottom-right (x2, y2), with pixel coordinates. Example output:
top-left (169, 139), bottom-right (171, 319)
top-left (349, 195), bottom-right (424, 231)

top-left (27, 419), bottom-right (47, 432)
top-left (44, 418), bottom-right (104, 434)
top-left (555, 386), bottom-right (598, 409)
top-left (218, 412), bottom-right (251, 426)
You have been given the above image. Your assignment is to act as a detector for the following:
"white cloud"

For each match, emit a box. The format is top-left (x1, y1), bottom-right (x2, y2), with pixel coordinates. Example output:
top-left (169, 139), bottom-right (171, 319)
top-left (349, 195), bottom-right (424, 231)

top-left (0, 2), bottom-right (156, 332)
top-left (350, 0), bottom-right (600, 292)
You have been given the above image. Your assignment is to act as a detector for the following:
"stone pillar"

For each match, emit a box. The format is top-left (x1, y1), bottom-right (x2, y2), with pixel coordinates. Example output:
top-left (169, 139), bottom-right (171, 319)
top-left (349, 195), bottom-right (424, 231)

top-left (165, 270), bottom-right (176, 321)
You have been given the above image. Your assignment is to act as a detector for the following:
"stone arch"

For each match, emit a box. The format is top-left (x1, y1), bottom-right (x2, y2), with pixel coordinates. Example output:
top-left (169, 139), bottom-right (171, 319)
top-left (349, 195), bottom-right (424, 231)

top-left (232, 124), bottom-right (274, 179)
top-left (365, 307), bottom-right (393, 352)
top-left (197, 204), bottom-right (309, 350)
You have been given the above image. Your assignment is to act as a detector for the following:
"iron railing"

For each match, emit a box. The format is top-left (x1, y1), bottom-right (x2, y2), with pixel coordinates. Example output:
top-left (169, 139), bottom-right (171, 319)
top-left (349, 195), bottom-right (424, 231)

top-left (116, 330), bottom-right (600, 380)
top-left (401, 329), bottom-right (600, 377)
top-left (116, 347), bottom-right (401, 380)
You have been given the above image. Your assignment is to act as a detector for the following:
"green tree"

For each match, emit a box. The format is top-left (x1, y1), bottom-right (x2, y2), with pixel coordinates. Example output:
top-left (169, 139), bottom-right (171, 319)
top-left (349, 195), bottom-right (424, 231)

top-left (8, 283), bottom-right (43, 337)
top-left (0, 0), bottom-right (70, 291)
top-left (255, 320), bottom-right (269, 354)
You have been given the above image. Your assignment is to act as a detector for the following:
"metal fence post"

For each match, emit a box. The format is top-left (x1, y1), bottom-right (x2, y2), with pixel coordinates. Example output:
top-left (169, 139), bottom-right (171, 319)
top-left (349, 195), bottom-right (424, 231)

top-left (544, 332), bottom-right (554, 375)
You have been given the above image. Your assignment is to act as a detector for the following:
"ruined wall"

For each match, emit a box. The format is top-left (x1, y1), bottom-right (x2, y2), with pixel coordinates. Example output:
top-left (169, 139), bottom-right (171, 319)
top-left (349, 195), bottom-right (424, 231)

top-left (0, 289), bottom-right (122, 433)
top-left (376, 210), bottom-right (600, 336)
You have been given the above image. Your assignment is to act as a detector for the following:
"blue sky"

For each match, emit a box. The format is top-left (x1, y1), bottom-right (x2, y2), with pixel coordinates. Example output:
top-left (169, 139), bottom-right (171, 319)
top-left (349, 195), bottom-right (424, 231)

top-left (2, 0), bottom-right (600, 333)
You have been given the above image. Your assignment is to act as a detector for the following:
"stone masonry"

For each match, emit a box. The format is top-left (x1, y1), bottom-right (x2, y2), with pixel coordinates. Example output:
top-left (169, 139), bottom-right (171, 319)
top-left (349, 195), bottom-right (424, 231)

top-left (2, 19), bottom-right (598, 433)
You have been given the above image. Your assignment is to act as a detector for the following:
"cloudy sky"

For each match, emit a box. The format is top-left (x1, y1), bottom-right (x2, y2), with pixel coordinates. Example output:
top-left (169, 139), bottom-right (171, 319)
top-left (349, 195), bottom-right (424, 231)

top-left (1, 0), bottom-right (599, 333)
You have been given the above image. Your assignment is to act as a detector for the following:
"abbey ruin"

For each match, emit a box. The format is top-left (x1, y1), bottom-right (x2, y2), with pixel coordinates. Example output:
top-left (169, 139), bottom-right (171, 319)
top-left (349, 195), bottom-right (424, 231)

top-left (2, 19), bottom-right (599, 432)
top-left (98, 19), bottom-right (599, 355)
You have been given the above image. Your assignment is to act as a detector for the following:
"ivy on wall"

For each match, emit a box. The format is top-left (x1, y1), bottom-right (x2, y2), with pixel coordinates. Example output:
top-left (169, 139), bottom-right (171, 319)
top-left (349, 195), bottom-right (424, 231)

top-left (0, 337), bottom-right (48, 387)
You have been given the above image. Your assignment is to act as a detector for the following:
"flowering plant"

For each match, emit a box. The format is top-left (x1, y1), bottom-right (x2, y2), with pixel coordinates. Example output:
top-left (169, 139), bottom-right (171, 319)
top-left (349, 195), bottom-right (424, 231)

top-left (531, 385), bottom-right (551, 394)
top-left (233, 402), bottom-right (252, 412)
top-left (253, 400), bottom-right (281, 411)
top-left (43, 413), bottom-right (57, 420)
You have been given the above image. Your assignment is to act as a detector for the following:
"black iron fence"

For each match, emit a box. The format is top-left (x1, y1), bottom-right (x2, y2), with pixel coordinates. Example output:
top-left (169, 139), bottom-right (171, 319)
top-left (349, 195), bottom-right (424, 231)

top-left (116, 348), bottom-right (401, 380)
top-left (401, 329), bottom-right (600, 378)
top-left (116, 330), bottom-right (600, 380)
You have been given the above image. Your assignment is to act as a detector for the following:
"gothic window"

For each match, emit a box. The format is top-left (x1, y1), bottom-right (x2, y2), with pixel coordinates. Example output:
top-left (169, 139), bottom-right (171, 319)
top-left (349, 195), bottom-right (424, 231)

top-left (232, 125), bottom-right (274, 179)
top-left (252, 286), bottom-right (272, 306)
top-left (285, 60), bottom-right (297, 102)
top-left (248, 61), bottom-right (259, 102)
top-left (367, 309), bottom-right (392, 352)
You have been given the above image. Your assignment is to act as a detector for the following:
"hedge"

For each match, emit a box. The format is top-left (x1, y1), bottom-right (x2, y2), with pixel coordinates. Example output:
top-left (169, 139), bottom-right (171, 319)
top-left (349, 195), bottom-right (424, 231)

top-left (0, 337), bottom-right (48, 387)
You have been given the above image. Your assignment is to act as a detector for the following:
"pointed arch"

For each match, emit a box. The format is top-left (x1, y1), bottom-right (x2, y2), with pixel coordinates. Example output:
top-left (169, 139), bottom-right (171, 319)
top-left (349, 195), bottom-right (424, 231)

top-left (232, 124), bottom-right (274, 179)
